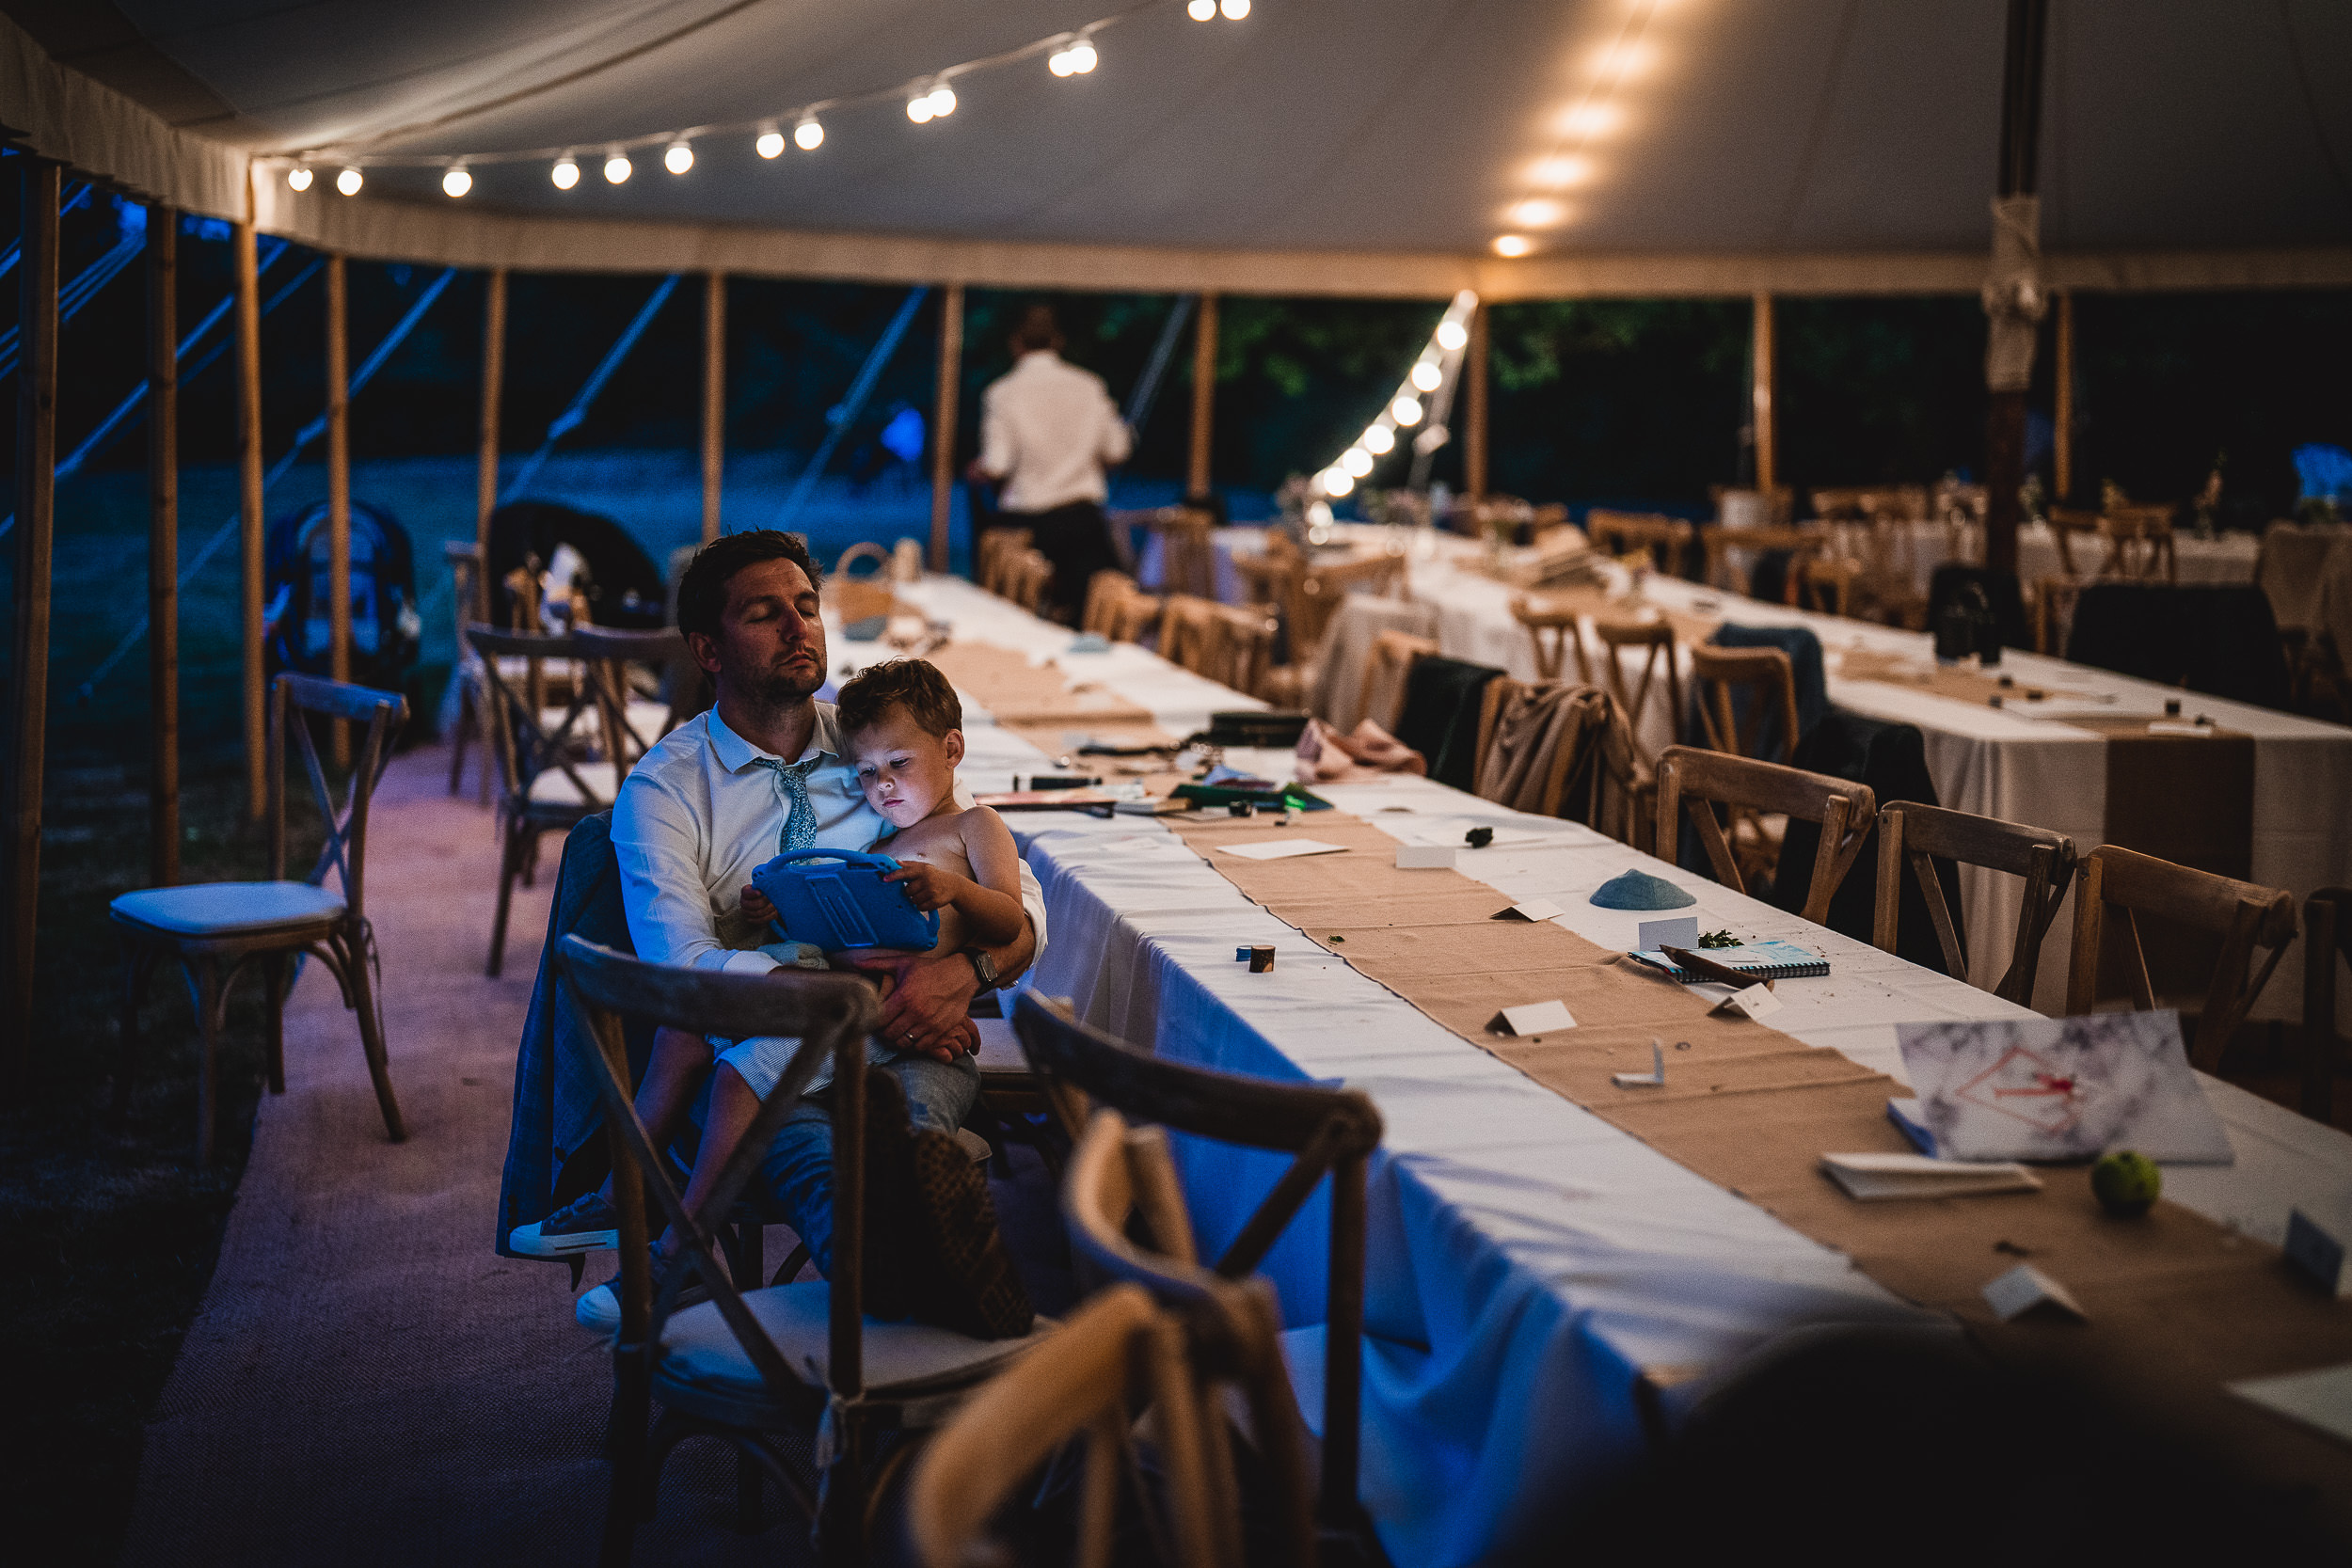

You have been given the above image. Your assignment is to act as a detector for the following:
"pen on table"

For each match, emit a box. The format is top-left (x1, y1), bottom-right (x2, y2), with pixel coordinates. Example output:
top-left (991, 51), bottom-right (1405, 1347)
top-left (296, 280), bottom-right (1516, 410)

top-left (1660, 943), bottom-right (1774, 991)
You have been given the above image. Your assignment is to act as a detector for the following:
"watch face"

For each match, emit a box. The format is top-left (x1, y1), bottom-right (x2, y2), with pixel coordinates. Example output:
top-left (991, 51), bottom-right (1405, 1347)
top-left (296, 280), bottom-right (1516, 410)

top-left (970, 950), bottom-right (998, 987)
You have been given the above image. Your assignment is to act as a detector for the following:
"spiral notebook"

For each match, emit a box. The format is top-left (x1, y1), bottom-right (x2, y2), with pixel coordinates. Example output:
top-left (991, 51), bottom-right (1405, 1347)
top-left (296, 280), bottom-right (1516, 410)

top-left (1629, 940), bottom-right (1829, 983)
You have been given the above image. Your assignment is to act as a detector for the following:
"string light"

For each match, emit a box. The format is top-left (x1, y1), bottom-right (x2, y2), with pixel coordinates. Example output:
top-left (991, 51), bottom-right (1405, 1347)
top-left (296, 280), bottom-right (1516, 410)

top-left (908, 92), bottom-right (933, 124)
top-left (755, 128), bottom-right (785, 158)
top-left (1314, 293), bottom-right (1478, 499)
top-left (1321, 467), bottom-right (1355, 497)
top-left (551, 157), bottom-right (580, 188)
top-left (1409, 359), bottom-right (1443, 392)
top-left (1048, 37), bottom-right (1099, 75)
top-left (929, 84), bottom-right (958, 117)
top-left (1189, 0), bottom-right (1216, 17)
top-left (1341, 448), bottom-right (1374, 478)
top-left (336, 167), bottom-right (363, 196)
top-left (1506, 198), bottom-right (1566, 229)
top-left (1436, 320), bottom-right (1469, 352)
top-left (795, 119), bottom-right (824, 150)
top-left (441, 166), bottom-right (472, 198)
top-left (1492, 234), bottom-right (1533, 258)
top-left (1498, 0), bottom-right (1665, 256)
top-left (1363, 425), bottom-right (1396, 455)
top-left (664, 141), bottom-right (694, 174)
top-left (286, 166), bottom-right (313, 192)
top-left (604, 152), bottom-right (632, 183)
top-left (1391, 395), bottom-right (1423, 426)
top-left (1220, 0), bottom-right (1250, 16)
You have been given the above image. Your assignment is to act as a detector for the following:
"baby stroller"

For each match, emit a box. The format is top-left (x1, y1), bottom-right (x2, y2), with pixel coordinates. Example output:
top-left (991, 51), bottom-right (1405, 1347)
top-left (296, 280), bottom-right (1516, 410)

top-left (263, 499), bottom-right (422, 689)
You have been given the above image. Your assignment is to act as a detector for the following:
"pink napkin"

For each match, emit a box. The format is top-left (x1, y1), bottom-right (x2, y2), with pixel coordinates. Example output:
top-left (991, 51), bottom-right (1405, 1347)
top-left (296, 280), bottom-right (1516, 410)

top-left (1296, 717), bottom-right (1428, 782)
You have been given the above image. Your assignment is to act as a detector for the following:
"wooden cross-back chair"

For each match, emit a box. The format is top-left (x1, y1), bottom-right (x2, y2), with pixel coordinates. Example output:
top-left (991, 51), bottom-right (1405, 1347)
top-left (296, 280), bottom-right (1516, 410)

top-left (2303, 889), bottom-right (2352, 1121)
top-left (1157, 595), bottom-right (1222, 676)
top-left (1794, 554), bottom-right (1867, 617)
top-left (572, 625), bottom-right (703, 775)
top-left (1588, 617), bottom-right (1683, 758)
top-left (1687, 643), bottom-right (1798, 764)
top-left (1082, 569), bottom-right (1142, 638)
top-left (1471, 679), bottom-right (1613, 820)
top-left (557, 937), bottom-right (1052, 1565)
top-left (111, 674), bottom-right (408, 1163)
top-left (2047, 507), bottom-right (2104, 577)
top-left (1109, 584), bottom-right (1167, 645)
top-left (1143, 506), bottom-right (1219, 601)
top-left (1003, 549), bottom-right (1056, 616)
top-left (1287, 552), bottom-right (1406, 664)
top-left (1702, 525), bottom-right (1830, 601)
top-left (2097, 505), bottom-right (2178, 584)
top-left (977, 527), bottom-right (1034, 597)
top-left (1232, 541), bottom-right (1299, 615)
top-left (444, 541), bottom-right (497, 802)
top-left (2066, 846), bottom-right (2298, 1074)
top-left (1873, 803), bottom-right (2075, 1006)
top-left (1010, 992), bottom-right (1382, 1546)
top-left (1360, 628), bottom-right (1438, 733)
top-left (1654, 746), bottom-right (1878, 927)
top-left (1585, 511), bottom-right (1693, 573)
top-left (1509, 593), bottom-right (1593, 684)
top-left (467, 623), bottom-right (617, 977)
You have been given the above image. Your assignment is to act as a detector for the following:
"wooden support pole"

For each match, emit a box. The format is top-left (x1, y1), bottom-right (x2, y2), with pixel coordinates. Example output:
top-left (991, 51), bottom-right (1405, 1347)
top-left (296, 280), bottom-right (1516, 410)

top-left (1188, 293), bottom-right (1218, 499)
top-left (326, 253), bottom-right (352, 765)
top-left (7, 160), bottom-right (61, 1090)
top-left (2054, 289), bottom-right (2074, 505)
top-left (930, 281), bottom-right (963, 573)
top-left (476, 267), bottom-right (506, 618)
top-left (1750, 292), bottom-right (1776, 495)
top-left (1464, 303), bottom-right (1490, 502)
top-left (702, 270), bottom-right (726, 543)
top-left (236, 181), bottom-right (267, 819)
top-left (148, 204), bottom-right (181, 887)
top-left (1983, 0), bottom-right (2050, 578)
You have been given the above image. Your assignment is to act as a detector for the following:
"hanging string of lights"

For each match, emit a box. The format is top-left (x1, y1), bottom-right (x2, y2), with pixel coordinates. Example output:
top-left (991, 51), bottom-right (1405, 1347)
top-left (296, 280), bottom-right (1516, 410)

top-left (274, 0), bottom-right (1252, 198)
top-left (1313, 290), bottom-right (1478, 499)
top-left (1490, 0), bottom-right (1664, 259)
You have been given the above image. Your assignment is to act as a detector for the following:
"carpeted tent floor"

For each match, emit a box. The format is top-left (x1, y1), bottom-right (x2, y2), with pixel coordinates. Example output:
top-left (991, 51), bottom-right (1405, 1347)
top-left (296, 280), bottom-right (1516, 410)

top-left (117, 743), bottom-right (1069, 1566)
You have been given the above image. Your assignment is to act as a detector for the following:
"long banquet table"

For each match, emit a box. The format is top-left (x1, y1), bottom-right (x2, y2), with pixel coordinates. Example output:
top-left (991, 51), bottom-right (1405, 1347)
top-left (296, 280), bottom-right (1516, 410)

top-left (841, 575), bottom-right (2352, 1566)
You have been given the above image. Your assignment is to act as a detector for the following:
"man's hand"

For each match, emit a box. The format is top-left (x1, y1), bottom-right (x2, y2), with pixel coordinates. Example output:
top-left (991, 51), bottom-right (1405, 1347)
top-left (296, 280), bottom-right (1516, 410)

top-left (739, 885), bottom-right (778, 926)
top-left (882, 861), bottom-right (961, 915)
top-left (841, 950), bottom-right (979, 1061)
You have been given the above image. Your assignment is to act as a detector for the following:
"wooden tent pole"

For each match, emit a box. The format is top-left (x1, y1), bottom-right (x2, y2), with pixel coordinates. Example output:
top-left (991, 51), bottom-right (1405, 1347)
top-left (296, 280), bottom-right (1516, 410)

top-left (2053, 289), bottom-right (2074, 504)
top-left (148, 204), bottom-right (181, 887)
top-left (475, 267), bottom-right (506, 616)
top-left (7, 160), bottom-right (61, 1091)
top-left (326, 253), bottom-right (352, 765)
top-left (1464, 302), bottom-right (1489, 501)
top-left (1188, 293), bottom-right (1218, 499)
top-left (930, 281), bottom-right (963, 573)
top-left (1751, 292), bottom-right (1776, 495)
top-left (236, 177), bottom-right (267, 819)
top-left (1982, 0), bottom-right (2050, 577)
top-left (702, 270), bottom-right (726, 543)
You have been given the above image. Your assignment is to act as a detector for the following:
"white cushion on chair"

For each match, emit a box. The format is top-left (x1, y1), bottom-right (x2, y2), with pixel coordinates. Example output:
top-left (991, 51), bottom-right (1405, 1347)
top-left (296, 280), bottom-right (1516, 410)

top-left (971, 1016), bottom-right (1028, 1075)
top-left (655, 1280), bottom-right (1052, 1408)
top-left (111, 880), bottom-right (344, 936)
top-left (526, 760), bottom-right (623, 806)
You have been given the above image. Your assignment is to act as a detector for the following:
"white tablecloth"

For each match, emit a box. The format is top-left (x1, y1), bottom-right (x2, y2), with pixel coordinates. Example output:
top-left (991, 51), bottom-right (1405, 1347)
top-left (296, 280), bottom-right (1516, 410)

top-left (862, 575), bottom-right (2352, 1566)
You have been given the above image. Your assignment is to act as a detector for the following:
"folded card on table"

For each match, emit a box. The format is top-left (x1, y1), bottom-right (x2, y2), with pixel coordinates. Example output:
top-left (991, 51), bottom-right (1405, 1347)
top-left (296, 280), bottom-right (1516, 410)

top-left (1895, 1011), bottom-right (2233, 1164)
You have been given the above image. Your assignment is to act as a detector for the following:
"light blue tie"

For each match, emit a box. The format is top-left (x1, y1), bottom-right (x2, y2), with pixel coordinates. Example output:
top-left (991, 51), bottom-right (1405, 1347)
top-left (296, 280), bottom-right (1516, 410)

top-left (754, 755), bottom-right (821, 854)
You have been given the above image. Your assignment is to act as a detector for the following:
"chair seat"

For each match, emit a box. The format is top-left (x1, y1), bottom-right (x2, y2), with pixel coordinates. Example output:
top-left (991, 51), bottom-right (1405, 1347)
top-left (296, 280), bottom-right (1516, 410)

top-left (971, 1016), bottom-right (1029, 1076)
top-left (654, 1280), bottom-right (1054, 1427)
top-left (526, 760), bottom-right (624, 807)
top-left (111, 880), bottom-right (345, 938)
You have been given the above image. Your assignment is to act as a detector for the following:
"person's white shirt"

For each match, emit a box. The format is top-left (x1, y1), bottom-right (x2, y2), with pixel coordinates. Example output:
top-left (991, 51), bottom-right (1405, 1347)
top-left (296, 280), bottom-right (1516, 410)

top-left (977, 350), bottom-right (1132, 513)
top-left (612, 704), bottom-right (1047, 974)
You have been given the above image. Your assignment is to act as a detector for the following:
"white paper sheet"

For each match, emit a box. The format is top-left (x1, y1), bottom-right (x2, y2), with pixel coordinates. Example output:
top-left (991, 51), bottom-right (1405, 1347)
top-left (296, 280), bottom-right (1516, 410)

top-left (1218, 837), bottom-right (1351, 862)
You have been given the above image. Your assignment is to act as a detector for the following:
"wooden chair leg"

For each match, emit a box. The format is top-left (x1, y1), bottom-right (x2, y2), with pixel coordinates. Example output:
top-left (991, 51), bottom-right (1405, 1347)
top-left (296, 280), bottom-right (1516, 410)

top-left (446, 687), bottom-right (470, 797)
top-left (599, 1342), bottom-right (650, 1566)
top-left (262, 952), bottom-right (289, 1095)
top-left (737, 1449), bottom-right (763, 1533)
top-left (195, 959), bottom-right (224, 1166)
top-left (345, 924), bottom-right (406, 1142)
top-left (488, 819), bottom-right (520, 978)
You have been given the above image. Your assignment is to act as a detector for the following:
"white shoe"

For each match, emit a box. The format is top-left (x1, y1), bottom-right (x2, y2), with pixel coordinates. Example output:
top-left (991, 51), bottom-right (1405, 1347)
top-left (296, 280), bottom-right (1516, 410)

top-left (510, 1190), bottom-right (620, 1258)
top-left (575, 1246), bottom-right (710, 1336)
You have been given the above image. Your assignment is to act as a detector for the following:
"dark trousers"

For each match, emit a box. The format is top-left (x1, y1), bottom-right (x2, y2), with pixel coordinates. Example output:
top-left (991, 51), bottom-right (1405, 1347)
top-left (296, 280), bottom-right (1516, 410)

top-left (995, 500), bottom-right (1117, 626)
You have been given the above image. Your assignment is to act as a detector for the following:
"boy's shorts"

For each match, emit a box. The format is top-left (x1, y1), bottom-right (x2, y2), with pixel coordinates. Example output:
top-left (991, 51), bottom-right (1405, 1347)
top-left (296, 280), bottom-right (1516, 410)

top-left (716, 1032), bottom-right (898, 1101)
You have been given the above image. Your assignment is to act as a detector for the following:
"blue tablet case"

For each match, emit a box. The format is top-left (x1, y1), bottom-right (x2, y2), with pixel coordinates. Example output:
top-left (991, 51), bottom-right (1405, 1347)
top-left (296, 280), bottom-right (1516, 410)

top-left (749, 847), bottom-right (942, 953)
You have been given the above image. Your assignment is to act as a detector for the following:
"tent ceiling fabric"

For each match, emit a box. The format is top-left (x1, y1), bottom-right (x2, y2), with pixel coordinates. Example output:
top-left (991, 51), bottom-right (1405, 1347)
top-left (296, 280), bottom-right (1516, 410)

top-left (5, 0), bottom-right (2349, 294)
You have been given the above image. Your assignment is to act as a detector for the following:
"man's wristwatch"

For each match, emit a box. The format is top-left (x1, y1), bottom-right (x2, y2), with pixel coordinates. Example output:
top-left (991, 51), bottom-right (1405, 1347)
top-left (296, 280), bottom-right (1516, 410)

top-left (962, 948), bottom-right (1000, 991)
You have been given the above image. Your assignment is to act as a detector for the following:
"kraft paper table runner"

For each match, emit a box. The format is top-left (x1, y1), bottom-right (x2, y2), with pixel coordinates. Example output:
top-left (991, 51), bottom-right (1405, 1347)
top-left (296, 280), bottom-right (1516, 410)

top-left (924, 641), bottom-right (1158, 731)
top-left (1165, 808), bottom-right (2352, 1500)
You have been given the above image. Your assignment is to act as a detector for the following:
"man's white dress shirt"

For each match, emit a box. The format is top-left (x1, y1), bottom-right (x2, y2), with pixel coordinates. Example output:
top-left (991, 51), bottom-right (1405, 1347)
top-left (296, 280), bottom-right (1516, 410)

top-left (612, 704), bottom-right (1048, 974)
top-left (977, 350), bottom-right (1132, 514)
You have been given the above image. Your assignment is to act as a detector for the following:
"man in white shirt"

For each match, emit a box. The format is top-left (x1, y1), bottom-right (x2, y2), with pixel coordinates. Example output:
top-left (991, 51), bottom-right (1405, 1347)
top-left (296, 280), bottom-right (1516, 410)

top-left (971, 305), bottom-right (1131, 624)
top-left (519, 531), bottom-right (1046, 1329)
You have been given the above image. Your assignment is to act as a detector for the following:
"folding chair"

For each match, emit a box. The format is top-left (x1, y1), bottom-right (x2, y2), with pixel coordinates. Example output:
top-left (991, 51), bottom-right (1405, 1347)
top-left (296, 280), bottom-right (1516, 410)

top-left (1872, 802), bottom-right (2074, 1006)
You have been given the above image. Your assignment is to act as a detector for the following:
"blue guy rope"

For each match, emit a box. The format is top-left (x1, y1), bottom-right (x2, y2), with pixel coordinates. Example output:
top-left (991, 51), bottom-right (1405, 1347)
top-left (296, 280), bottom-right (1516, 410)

top-left (500, 274), bottom-right (683, 503)
top-left (72, 266), bottom-right (461, 704)
top-left (0, 225), bottom-right (145, 378)
top-left (1108, 293), bottom-right (1198, 508)
top-left (0, 179), bottom-right (92, 281)
top-left (771, 285), bottom-right (930, 532)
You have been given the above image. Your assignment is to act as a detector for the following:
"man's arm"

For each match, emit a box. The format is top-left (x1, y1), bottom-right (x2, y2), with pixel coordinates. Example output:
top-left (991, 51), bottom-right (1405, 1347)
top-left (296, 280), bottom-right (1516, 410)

top-left (611, 772), bottom-right (781, 976)
top-left (974, 386), bottom-right (1015, 482)
top-left (845, 856), bottom-right (1046, 1057)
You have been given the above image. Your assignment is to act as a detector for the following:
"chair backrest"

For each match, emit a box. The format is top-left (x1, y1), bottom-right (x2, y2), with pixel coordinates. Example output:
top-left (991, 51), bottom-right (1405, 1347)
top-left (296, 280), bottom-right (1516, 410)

top-left (1687, 643), bottom-right (1798, 762)
top-left (2255, 522), bottom-right (2346, 635)
top-left (1289, 552), bottom-right (1406, 666)
top-left (1873, 802), bottom-right (2074, 1006)
top-left (269, 673), bottom-right (408, 919)
top-left (1231, 544), bottom-right (1298, 612)
top-left (1586, 510), bottom-right (1693, 568)
top-left (1145, 507), bottom-right (1219, 600)
top-left (1655, 745), bottom-right (1877, 925)
top-left (1108, 585), bottom-right (1166, 645)
top-left (2047, 507), bottom-right (2102, 576)
top-left (1588, 616), bottom-right (1682, 758)
top-left (2065, 846), bottom-right (2297, 1072)
top-left (1360, 628), bottom-right (1438, 733)
top-left (1208, 605), bottom-right (1279, 697)
top-left (555, 936), bottom-right (882, 1395)
top-left (1795, 555), bottom-right (1865, 617)
top-left (1010, 990), bottom-right (1380, 1533)
top-left (1703, 525), bottom-right (1828, 599)
top-left (1081, 568), bottom-right (1140, 636)
top-left (1003, 548), bottom-right (1055, 614)
top-left (571, 625), bottom-right (697, 771)
top-left (909, 1284), bottom-right (1225, 1568)
top-left (1471, 679), bottom-right (1611, 818)
top-left (444, 540), bottom-right (486, 625)
top-left (1157, 595), bottom-right (1222, 676)
top-left (2099, 505), bottom-right (2177, 583)
top-left (465, 623), bottom-right (613, 812)
top-left (977, 528), bottom-right (1034, 596)
top-left (1509, 593), bottom-right (1592, 683)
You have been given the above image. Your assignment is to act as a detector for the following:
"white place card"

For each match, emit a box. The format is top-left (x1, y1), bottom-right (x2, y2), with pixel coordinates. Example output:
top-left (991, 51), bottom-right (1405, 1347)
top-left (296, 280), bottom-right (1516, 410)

top-left (1981, 1262), bottom-right (2089, 1323)
top-left (1218, 838), bottom-right (1350, 862)
top-left (1495, 899), bottom-right (1565, 923)
top-left (2228, 1362), bottom-right (2352, 1446)
top-left (1396, 845), bottom-right (1457, 869)
top-left (1494, 1000), bottom-right (1577, 1037)
top-left (1712, 983), bottom-right (1785, 1021)
top-left (1636, 916), bottom-right (1701, 952)
top-left (1613, 1040), bottom-right (1666, 1088)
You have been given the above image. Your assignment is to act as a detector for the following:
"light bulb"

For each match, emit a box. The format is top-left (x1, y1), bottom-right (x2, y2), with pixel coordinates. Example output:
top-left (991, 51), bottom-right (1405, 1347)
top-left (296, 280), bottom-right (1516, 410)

top-left (795, 119), bottom-right (824, 150)
top-left (1189, 0), bottom-right (1216, 16)
top-left (441, 167), bottom-right (472, 198)
top-left (1342, 448), bottom-right (1374, 478)
top-left (1507, 198), bottom-right (1566, 229)
top-left (336, 166), bottom-right (363, 196)
top-left (551, 158), bottom-right (580, 189)
top-left (604, 153), bottom-right (632, 183)
top-left (1322, 467), bottom-right (1355, 498)
top-left (1363, 425), bottom-right (1395, 455)
top-left (1068, 41), bottom-right (1097, 72)
top-left (907, 94), bottom-right (934, 123)
top-left (929, 85), bottom-right (957, 117)
top-left (1220, 0), bottom-right (1250, 16)
top-left (1049, 48), bottom-right (1074, 76)
top-left (755, 130), bottom-right (785, 159)
top-left (1492, 233), bottom-right (1534, 258)
top-left (287, 166), bottom-right (313, 192)
top-left (1528, 153), bottom-right (1592, 189)
top-left (1410, 360), bottom-right (1443, 392)
top-left (1436, 320), bottom-right (1469, 351)
top-left (1391, 395), bottom-right (1423, 426)
top-left (664, 142), bottom-right (693, 175)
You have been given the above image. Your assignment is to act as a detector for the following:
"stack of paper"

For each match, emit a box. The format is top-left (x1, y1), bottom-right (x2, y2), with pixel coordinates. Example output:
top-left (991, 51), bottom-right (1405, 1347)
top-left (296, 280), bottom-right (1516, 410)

top-left (1820, 1151), bottom-right (2042, 1201)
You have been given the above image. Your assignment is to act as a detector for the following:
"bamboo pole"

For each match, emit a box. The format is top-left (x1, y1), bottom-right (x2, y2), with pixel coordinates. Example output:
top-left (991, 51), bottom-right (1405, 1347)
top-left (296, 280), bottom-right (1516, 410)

top-left (475, 267), bottom-right (506, 617)
top-left (1751, 292), bottom-right (1776, 496)
top-left (2054, 289), bottom-right (2074, 504)
top-left (148, 204), bottom-right (181, 887)
top-left (326, 254), bottom-right (352, 765)
top-left (930, 280), bottom-right (963, 573)
top-left (702, 269), bottom-right (725, 543)
top-left (1188, 293), bottom-right (1218, 499)
top-left (236, 181), bottom-right (267, 819)
top-left (7, 160), bottom-right (61, 1091)
top-left (1464, 303), bottom-right (1490, 501)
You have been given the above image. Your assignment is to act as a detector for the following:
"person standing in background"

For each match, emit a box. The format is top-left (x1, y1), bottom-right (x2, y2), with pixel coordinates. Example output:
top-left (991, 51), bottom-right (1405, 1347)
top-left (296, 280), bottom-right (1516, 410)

top-left (968, 305), bottom-right (1131, 624)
